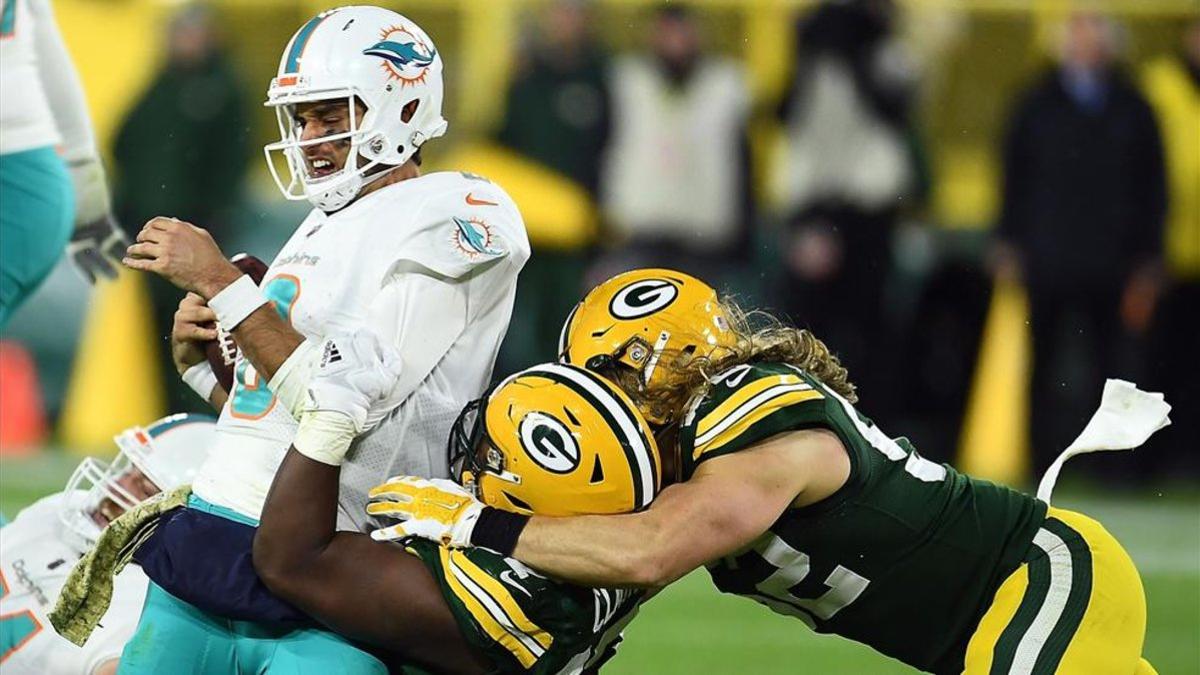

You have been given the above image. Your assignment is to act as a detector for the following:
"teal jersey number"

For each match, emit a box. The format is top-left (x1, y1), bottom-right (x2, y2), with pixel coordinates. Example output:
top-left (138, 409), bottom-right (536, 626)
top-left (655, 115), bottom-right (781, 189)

top-left (1, 570), bottom-right (42, 664)
top-left (229, 275), bottom-right (300, 419)
top-left (1, 0), bottom-right (16, 38)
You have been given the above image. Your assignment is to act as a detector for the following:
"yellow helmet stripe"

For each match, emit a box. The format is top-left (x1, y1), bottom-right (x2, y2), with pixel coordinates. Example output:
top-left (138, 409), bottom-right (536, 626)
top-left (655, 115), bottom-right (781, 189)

top-left (440, 549), bottom-right (550, 667)
top-left (695, 384), bottom-right (823, 457)
top-left (696, 374), bottom-right (808, 438)
top-left (525, 363), bottom-right (658, 509)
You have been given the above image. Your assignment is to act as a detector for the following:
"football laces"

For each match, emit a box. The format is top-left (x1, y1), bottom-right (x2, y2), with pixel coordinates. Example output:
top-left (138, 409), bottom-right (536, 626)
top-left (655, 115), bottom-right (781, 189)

top-left (217, 324), bottom-right (238, 366)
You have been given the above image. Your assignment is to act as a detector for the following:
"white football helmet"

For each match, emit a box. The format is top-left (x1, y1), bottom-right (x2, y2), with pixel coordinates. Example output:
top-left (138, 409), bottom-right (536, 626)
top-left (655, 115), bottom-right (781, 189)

top-left (263, 5), bottom-right (448, 211)
top-left (60, 413), bottom-right (216, 547)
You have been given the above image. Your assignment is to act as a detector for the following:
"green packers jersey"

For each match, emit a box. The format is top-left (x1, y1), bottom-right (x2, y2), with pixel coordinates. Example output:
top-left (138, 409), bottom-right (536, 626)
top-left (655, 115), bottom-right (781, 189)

top-left (678, 362), bottom-right (1047, 674)
top-left (405, 539), bottom-right (642, 674)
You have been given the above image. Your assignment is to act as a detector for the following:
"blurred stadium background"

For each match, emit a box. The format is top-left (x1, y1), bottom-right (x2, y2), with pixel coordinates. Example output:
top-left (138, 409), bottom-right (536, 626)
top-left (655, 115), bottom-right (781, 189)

top-left (0, 0), bottom-right (1197, 672)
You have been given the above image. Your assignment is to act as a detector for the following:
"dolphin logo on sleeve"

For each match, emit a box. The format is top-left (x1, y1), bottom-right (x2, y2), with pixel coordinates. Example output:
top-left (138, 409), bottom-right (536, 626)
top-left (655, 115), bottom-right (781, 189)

top-left (453, 217), bottom-right (503, 257)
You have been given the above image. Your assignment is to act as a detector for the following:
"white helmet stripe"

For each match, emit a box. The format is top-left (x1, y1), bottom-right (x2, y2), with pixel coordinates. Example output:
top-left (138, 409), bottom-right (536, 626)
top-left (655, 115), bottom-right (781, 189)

top-left (558, 303), bottom-right (580, 362)
top-left (524, 363), bottom-right (657, 509)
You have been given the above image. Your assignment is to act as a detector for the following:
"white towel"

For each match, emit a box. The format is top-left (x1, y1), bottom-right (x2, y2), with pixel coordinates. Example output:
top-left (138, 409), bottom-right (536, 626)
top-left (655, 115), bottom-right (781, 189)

top-left (1036, 379), bottom-right (1172, 504)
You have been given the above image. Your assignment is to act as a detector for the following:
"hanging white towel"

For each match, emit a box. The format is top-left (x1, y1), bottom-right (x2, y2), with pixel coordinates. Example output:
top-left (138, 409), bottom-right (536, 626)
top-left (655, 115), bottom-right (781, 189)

top-left (1037, 379), bottom-right (1172, 504)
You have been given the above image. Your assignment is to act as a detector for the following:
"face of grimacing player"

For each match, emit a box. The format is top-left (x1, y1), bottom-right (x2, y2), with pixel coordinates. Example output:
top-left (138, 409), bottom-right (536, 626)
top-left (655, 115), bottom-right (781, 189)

top-left (292, 99), bottom-right (369, 179)
top-left (90, 468), bottom-right (159, 528)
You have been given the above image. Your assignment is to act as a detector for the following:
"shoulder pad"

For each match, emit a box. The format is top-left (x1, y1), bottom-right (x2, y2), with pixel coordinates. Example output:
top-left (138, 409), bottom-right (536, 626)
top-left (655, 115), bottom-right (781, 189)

top-left (386, 174), bottom-right (528, 279)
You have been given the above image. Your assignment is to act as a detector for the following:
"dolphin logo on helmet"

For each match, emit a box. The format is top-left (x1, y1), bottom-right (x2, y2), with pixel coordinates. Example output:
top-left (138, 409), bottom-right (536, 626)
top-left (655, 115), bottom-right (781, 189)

top-left (263, 7), bottom-right (449, 212)
top-left (362, 40), bottom-right (437, 69)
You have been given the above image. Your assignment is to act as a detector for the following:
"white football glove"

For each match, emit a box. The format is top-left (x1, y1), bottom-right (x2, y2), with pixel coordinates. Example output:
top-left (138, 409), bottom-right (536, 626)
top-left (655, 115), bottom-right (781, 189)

top-left (293, 330), bottom-right (402, 466)
top-left (66, 158), bottom-right (126, 285)
top-left (304, 330), bottom-right (403, 433)
top-left (367, 476), bottom-right (483, 548)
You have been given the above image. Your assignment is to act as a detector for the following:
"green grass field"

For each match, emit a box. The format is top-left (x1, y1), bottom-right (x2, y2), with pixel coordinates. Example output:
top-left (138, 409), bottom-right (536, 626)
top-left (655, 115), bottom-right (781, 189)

top-left (3, 453), bottom-right (1197, 674)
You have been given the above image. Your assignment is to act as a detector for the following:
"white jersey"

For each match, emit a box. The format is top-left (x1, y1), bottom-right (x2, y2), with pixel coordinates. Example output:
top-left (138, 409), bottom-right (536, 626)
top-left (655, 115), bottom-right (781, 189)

top-left (193, 171), bottom-right (529, 526)
top-left (0, 0), bottom-right (97, 158)
top-left (0, 492), bottom-right (149, 674)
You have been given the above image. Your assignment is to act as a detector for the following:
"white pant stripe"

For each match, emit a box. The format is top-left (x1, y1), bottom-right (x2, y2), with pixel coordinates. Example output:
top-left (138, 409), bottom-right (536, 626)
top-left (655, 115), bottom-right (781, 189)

top-left (1010, 527), bottom-right (1074, 674)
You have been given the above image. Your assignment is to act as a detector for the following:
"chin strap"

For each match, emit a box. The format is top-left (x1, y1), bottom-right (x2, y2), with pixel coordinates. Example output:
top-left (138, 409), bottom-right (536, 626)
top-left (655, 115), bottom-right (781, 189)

top-left (314, 161), bottom-right (403, 212)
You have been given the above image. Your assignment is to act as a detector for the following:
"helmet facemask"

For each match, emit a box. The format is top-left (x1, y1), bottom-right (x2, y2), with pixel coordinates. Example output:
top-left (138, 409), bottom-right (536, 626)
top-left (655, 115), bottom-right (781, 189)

top-left (448, 395), bottom-right (522, 497)
top-left (264, 91), bottom-right (402, 212)
top-left (60, 453), bottom-right (157, 549)
top-left (263, 8), bottom-right (449, 212)
top-left (59, 414), bottom-right (216, 548)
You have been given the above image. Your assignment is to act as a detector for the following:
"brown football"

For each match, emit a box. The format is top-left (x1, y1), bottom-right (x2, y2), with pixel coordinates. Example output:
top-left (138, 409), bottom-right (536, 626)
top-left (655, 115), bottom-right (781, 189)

top-left (204, 253), bottom-right (269, 393)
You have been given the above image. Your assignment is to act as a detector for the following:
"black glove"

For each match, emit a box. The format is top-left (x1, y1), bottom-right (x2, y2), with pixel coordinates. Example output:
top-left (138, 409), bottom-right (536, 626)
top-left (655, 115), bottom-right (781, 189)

top-left (69, 214), bottom-right (128, 284)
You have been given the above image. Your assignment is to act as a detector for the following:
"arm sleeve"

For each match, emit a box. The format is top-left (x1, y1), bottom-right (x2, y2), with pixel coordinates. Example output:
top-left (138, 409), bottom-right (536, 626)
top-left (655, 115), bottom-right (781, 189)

top-left (28, 0), bottom-right (97, 164)
top-left (361, 267), bottom-right (470, 426)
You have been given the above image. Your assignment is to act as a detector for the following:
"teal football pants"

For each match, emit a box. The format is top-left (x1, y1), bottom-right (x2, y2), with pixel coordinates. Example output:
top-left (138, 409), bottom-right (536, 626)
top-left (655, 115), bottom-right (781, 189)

top-left (117, 581), bottom-right (389, 675)
top-left (0, 146), bottom-right (74, 328)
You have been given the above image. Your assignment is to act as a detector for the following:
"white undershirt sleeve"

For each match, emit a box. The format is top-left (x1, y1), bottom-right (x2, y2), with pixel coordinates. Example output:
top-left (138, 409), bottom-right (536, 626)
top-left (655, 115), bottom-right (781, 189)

top-left (29, 0), bottom-right (98, 164)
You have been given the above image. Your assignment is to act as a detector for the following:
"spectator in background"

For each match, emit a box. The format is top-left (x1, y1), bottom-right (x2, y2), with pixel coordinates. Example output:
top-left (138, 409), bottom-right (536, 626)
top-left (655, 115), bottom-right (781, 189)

top-left (996, 12), bottom-right (1166, 476)
top-left (113, 4), bottom-right (248, 239)
top-left (112, 3), bottom-right (249, 412)
top-left (498, 0), bottom-right (610, 198)
top-left (773, 0), bottom-right (922, 419)
top-left (596, 6), bottom-right (753, 288)
top-left (1142, 19), bottom-right (1200, 475)
top-left (496, 0), bottom-right (610, 371)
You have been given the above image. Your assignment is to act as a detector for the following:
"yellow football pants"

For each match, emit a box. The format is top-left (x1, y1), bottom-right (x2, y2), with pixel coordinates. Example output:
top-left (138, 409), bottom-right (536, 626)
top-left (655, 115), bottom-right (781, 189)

top-left (963, 507), bottom-right (1151, 675)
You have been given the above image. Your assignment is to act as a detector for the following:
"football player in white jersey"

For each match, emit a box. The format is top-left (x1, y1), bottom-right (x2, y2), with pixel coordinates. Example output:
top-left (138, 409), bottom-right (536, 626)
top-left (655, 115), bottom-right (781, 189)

top-left (0, 0), bottom-right (127, 326)
top-left (0, 414), bottom-right (214, 675)
top-left (117, 6), bottom-right (529, 674)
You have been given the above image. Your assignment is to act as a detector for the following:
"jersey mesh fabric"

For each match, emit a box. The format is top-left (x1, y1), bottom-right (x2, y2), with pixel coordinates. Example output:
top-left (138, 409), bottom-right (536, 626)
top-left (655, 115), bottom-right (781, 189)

top-left (337, 394), bottom-right (459, 531)
top-left (679, 362), bottom-right (1047, 674)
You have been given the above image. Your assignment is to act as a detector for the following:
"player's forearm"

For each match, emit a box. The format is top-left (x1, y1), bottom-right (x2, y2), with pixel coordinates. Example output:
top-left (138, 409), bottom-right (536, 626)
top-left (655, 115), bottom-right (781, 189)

top-left (256, 450), bottom-right (489, 673)
top-left (513, 514), bottom-right (660, 588)
top-left (230, 303), bottom-right (304, 382)
top-left (254, 448), bottom-right (341, 592)
top-left (510, 467), bottom-right (792, 588)
top-left (513, 508), bottom-right (693, 588)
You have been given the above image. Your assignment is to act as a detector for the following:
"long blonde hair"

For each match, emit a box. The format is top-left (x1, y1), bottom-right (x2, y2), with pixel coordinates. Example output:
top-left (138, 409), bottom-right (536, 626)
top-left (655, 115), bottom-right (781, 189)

top-left (612, 298), bottom-right (858, 425)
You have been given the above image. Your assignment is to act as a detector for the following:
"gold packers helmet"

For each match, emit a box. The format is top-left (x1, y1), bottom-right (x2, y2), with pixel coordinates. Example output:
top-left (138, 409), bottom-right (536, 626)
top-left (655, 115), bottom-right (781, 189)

top-left (558, 269), bottom-right (737, 419)
top-left (449, 363), bottom-right (661, 517)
